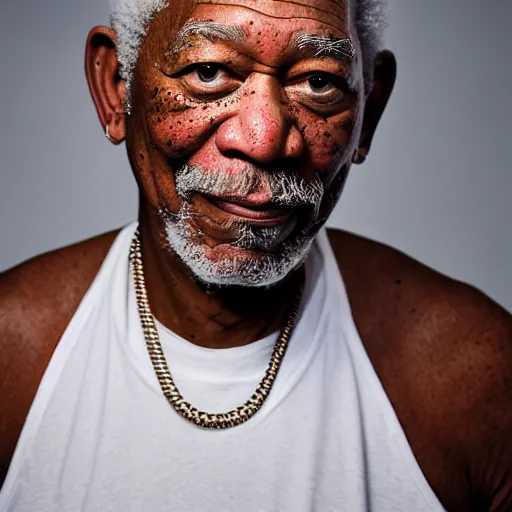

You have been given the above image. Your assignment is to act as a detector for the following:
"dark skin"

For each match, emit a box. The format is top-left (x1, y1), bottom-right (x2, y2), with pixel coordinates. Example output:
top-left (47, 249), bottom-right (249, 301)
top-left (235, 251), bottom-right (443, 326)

top-left (93, 0), bottom-right (391, 349)
top-left (1, 0), bottom-right (511, 510)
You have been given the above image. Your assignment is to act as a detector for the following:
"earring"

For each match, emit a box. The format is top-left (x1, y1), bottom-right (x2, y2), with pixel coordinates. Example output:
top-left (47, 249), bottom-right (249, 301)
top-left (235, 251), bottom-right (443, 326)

top-left (105, 124), bottom-right (112, 142)
top-left (352, 149), bottom-right (367, 165)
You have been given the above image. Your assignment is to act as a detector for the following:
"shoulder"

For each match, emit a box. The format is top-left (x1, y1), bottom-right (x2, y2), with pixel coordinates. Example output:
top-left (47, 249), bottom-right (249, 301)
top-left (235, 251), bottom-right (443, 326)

top-left (0, 229), bottom-right (121, 349)
top-left (327, 227), bottom-right (511, 344)
top-left (326, 227), bottom-right (512, 393)
top-left (0, 229), bottom-right (120, 482)
top-left (327, 228), bottom-right (512, 509)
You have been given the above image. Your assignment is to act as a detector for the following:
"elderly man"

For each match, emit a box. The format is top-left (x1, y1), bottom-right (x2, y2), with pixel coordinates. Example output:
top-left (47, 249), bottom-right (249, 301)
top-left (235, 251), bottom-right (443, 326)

top-left (1, 0), bottom-right (511, 510)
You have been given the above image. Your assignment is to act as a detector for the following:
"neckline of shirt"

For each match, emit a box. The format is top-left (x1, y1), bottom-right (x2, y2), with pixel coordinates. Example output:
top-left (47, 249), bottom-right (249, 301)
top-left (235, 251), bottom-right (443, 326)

top-left (121, 225), bottom-right (324, 394)
top-left (155, 317), bottom-right (279, 384)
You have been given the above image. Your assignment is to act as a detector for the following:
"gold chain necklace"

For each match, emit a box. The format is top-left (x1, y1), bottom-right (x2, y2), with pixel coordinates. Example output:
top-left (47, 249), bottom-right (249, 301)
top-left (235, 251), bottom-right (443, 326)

top-left (129, 230), bottom-right (304, 429)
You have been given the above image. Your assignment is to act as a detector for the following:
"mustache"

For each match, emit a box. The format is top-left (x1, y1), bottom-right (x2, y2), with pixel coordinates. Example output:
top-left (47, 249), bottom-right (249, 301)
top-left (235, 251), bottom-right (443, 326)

top-left (174, 164), bottom-right (324, 211)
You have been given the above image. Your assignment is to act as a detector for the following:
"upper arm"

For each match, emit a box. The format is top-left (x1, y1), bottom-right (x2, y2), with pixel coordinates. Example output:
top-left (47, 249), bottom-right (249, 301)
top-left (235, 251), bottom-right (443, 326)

top-left (446, 286), bottom-right (512, 511)
top-left (405, 280), bottom-right (512, 511)
top-left (0, 229), bottom-right (118, 484)
top-left (326, 228), bottom-right (512, 510)
top-left (0, 266), bottom-right (61, 484)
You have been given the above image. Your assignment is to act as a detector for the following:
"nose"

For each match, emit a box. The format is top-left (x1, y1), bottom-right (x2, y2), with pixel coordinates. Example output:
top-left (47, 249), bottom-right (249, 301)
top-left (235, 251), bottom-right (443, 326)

top-left (215, 78), bottom-right (304, 164)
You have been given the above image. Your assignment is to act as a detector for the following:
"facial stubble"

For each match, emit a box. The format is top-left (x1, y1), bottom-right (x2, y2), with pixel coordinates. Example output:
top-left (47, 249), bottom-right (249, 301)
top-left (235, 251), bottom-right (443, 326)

top-left (158, 164), bottom-right (325, 287)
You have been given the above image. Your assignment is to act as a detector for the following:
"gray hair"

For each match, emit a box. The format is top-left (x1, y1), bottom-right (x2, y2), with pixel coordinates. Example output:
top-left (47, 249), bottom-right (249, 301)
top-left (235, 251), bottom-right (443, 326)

top-left (109, 0), bottom-right (387, 105)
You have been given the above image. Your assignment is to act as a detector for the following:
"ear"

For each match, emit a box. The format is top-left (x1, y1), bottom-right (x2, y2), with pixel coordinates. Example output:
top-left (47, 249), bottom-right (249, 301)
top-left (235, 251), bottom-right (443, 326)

top-left (352, 50), bottom-right (397, 164)
top-left (85, 26), bottom-right (126, 145)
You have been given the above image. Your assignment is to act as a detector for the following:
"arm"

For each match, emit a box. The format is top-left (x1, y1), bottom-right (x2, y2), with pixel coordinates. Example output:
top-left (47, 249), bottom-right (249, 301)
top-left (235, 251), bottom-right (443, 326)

top-left (326, 228), bottom-right (512, 511)
top-left (449, 287), bottom-right (512, 511)
top-left (0, 230), bottom-right (118, 486)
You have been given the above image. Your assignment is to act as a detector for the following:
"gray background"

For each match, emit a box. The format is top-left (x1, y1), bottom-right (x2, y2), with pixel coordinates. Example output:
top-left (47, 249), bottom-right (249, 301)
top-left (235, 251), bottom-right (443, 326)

top-left (1, 0), bottom-right (511, 311)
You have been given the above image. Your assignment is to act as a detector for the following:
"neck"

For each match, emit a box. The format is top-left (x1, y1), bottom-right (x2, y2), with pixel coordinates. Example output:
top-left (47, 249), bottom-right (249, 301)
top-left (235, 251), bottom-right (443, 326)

top-left (137, 212), bottom-right (304, 349)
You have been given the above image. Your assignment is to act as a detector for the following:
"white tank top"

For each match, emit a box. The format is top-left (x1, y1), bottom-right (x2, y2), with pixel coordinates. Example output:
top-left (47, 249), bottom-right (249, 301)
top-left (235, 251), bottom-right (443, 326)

top-left (0, 223), bottom-right (445, 511)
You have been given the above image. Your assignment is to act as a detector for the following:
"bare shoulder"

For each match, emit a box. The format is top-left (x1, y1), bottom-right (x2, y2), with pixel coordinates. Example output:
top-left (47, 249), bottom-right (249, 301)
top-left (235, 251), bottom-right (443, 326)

top-left (0, 229), bottom-right (121, 349)
top-left (326, 228), bottom-right (512, 395)
top-left (0, 229), bottom-right (120, 483)
top-left (327, 227), bottom-right (512, 340)
top-left (328, 228), bottom-right (512, 510)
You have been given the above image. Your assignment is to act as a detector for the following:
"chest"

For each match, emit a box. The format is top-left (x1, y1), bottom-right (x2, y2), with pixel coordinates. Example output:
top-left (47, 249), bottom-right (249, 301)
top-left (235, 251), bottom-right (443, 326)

top-left (3, 334), bottom-right (442, 512)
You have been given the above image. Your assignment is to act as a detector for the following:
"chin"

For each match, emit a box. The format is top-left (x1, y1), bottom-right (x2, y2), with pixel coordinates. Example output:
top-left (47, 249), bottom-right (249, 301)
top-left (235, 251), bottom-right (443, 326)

top-left (161, 209), bottom-right (314, 288)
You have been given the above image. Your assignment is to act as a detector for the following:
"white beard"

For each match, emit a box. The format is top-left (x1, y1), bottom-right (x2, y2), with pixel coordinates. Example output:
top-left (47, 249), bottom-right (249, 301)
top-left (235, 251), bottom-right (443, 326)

top-left (159, 164), bottom-right (324, 287)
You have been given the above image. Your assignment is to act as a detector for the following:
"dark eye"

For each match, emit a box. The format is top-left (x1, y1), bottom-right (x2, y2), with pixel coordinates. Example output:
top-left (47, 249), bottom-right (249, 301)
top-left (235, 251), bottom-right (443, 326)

top-left (197, 64), bottom-right (220, 83)
top-left (307, 74), bottom-right (334, 93)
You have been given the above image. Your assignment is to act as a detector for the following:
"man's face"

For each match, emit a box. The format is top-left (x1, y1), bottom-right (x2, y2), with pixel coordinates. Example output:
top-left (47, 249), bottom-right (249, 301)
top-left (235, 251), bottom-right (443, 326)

top-left (127, 0), bottom-right (365, 287)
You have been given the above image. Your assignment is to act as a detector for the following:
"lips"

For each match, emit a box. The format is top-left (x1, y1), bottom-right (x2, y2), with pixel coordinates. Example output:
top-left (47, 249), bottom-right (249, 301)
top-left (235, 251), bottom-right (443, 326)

top-left (203, 195), bottom-right (292, 224)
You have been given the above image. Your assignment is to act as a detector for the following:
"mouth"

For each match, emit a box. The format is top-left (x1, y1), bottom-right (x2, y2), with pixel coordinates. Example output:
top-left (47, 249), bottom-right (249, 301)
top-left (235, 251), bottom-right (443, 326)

top-left (200, 194), bottom-right (293, 225)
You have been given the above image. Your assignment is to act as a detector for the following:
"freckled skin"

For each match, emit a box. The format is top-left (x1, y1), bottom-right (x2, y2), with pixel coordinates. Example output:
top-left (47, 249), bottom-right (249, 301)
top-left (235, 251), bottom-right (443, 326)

top-left (130, 2), bottom-right (363, 261)
top-left (108, 0), bottom-right (376, 355)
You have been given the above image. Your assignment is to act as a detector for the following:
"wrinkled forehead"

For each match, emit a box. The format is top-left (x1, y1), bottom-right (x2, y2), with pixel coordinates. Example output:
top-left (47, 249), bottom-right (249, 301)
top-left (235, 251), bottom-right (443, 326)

top-left (148, 0), bottom-right (355, 43)
top-left (193, 0), bottom-right (351, 28)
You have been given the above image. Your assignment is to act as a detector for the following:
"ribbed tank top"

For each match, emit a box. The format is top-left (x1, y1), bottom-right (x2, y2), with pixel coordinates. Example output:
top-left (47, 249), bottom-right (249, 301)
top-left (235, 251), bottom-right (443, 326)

top-left (0, 223), bottom-right (445, 511)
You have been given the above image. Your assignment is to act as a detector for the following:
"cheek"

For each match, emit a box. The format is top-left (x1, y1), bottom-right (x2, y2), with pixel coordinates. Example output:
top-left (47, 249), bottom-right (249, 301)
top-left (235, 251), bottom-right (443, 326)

top-left (145, 89), bottom-right (227, 157)
top-left (298, 108), bottom-right (359, 179)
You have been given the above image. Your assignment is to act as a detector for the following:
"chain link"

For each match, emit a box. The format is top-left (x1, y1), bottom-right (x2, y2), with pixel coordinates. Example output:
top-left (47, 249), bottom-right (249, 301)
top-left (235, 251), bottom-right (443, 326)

top-left (129, 230), bottom-right (304, 429)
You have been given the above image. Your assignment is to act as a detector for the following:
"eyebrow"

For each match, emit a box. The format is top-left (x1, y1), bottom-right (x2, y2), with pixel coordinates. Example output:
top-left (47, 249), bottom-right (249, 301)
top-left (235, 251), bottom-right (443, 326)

top-left (170, 21), bottom-right (246, 57)
top-left (293, 33), bottom-right (356, 63)
top-left (170, 22), bottom-right (355, 66)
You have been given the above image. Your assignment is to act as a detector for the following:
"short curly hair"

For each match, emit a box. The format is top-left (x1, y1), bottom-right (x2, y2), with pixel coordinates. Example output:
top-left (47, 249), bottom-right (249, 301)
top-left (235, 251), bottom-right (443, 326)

top-left (110, 0), bottom-right (387, 105)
